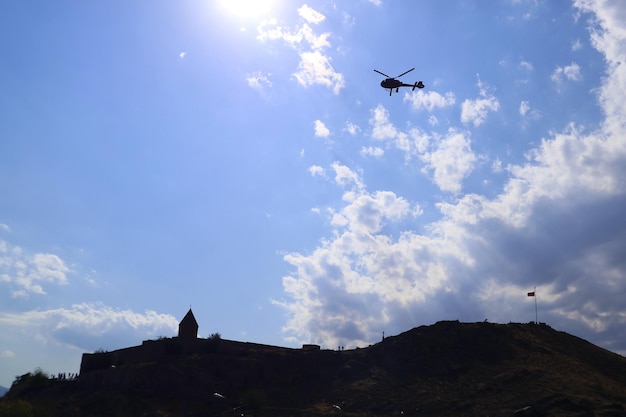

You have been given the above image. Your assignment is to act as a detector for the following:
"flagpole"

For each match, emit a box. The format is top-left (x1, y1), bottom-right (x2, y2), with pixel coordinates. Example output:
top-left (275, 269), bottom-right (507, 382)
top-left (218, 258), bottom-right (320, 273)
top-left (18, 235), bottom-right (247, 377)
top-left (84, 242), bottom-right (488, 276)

top-left (534, 286), bottom-right (538, 324)
top-left (527, 287), bottom-right (538, 324)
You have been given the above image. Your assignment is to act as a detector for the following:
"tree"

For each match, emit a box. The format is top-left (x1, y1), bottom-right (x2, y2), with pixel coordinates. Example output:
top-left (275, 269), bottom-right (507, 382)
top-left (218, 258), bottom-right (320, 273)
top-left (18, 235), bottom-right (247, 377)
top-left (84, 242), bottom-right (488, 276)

top-left (9, 368), bottom-right (51, 396)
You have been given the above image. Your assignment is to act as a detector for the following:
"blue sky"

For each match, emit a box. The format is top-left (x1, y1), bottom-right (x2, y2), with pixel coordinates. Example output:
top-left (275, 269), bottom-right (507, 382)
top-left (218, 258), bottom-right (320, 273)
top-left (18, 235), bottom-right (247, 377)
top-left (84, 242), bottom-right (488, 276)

top-left (1, 0), bottom-right (625, 387)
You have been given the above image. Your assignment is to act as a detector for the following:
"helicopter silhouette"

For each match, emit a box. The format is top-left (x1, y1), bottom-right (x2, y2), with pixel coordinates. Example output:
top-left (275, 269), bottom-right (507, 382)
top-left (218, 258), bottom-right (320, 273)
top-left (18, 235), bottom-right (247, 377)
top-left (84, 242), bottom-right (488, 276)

top-left (374, 68), bottom-right (425, 96)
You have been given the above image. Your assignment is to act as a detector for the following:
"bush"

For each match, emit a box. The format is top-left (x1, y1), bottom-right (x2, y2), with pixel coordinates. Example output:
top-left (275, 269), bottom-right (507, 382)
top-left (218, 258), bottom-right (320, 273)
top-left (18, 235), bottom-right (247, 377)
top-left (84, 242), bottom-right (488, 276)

top-left (0, 399), bottom-right (35, 417)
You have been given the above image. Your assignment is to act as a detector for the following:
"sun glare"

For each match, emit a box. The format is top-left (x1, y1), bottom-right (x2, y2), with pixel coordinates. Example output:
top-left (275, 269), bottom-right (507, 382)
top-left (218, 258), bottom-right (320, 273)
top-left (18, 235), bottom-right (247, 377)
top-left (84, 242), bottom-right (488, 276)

top-left (218, 0), bottom-right (277, 20)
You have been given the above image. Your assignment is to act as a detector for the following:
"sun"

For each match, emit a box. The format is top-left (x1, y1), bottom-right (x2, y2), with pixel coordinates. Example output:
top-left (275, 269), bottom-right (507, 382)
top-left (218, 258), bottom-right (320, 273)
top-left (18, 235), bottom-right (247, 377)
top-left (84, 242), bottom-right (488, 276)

top-left (218, 0), bottom-right (277, 20)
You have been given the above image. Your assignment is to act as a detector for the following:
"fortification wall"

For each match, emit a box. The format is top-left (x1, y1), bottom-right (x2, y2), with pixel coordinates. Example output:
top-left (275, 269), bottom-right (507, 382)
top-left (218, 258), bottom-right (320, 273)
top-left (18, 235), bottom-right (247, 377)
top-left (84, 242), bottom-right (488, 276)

top-left (78, 337), bottom-right (337, 393)
top-left (80, 337), bottom-right (294, 375)
top-left (80, 338), bottom-right (195, 374)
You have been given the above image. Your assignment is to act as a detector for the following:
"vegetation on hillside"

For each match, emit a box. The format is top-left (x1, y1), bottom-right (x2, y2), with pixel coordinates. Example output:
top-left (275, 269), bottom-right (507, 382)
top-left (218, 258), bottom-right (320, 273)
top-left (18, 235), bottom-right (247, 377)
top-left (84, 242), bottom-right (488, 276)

top-left (1, 322), bottom-right (625, 417)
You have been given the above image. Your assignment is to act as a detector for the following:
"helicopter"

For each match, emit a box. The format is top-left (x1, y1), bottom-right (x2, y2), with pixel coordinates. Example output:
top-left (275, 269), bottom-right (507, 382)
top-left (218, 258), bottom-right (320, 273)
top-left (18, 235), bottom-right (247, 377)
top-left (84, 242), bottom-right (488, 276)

top-left (374, 68), bottom-right (425, 96)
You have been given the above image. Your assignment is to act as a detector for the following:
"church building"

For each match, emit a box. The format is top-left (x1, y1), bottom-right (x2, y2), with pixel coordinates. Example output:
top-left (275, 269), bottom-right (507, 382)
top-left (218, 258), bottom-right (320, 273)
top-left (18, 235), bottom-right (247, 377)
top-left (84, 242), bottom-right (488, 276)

top-left (178, 308), bottom-right (199, 340)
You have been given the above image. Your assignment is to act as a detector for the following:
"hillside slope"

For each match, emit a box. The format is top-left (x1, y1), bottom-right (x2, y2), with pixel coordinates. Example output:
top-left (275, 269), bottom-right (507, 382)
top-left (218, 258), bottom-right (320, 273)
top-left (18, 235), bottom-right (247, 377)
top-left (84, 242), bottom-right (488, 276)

top-left (2, 321), bottom-right (625, 417)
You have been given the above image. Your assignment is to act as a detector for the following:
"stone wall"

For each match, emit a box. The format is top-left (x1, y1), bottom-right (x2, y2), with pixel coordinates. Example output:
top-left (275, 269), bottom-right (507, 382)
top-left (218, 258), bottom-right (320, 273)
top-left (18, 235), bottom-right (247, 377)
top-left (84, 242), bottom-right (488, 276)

top-left (79, 337), bottom-right (301, 377)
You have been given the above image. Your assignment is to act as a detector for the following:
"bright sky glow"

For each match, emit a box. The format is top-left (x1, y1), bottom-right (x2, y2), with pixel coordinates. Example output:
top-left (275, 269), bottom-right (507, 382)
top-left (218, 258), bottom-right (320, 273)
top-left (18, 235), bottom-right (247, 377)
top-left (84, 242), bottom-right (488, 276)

top-left (1, 0), bottom-right (625, 388)
top-left (218, 0), bottom-right (277, 20)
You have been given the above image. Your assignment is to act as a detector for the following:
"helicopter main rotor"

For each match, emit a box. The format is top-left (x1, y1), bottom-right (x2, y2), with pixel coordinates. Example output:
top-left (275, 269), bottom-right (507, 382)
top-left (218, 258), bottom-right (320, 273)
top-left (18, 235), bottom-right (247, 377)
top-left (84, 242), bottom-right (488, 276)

top-left (374, 67), bottom-right (415, 79)
top-left (374, 69), bottom-right (391, 78)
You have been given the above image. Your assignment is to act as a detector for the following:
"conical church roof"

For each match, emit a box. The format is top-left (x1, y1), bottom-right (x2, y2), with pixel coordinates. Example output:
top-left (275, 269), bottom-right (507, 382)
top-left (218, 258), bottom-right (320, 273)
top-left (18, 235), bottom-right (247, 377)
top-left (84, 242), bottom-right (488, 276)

top-left (178, 308), bottom-right (198, 339)
top-left (180, 308), bottom-right (198, 327)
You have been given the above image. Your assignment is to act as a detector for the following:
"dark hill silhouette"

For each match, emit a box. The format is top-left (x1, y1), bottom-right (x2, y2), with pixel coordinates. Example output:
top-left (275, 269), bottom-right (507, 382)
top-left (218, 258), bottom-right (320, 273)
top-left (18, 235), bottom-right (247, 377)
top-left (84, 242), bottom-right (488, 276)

top-left (2, 321), bottom-right (626, 417)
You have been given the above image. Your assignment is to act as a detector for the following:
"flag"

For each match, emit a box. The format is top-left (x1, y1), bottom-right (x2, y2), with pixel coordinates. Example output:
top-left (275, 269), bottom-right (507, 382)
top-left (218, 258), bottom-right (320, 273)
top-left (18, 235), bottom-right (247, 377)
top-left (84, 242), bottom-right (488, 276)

top-left (527, 291), bottom-right (535, 297)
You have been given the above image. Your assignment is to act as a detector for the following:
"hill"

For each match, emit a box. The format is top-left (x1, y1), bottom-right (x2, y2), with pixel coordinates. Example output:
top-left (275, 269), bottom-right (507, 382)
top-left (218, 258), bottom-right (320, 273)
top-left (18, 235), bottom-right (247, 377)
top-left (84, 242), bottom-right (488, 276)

top-left (1, 321), bottom-right (625, 417)
top-left (0, 386), bottom-right (7, 397)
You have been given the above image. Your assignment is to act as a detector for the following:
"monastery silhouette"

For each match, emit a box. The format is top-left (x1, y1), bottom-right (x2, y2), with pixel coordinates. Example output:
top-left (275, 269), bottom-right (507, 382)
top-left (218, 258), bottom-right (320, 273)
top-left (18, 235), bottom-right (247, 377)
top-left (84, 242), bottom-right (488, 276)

top-left (79, 309), bottom-right (322, 380)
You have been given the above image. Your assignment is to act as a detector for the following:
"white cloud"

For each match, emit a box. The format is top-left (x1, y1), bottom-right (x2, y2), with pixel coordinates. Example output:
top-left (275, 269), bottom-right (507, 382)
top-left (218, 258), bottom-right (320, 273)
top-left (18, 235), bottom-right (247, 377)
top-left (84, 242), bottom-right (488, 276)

top-left (519, 100), bottom-right (541, 121)
top-left (0, 240), bottom-right (70, 298)
top-left (280, 170), bottom-right (423, 319)
top-left (258, 17), bottom-right (318, 41)
top-left (179, 51), bottom-right (187, 59)
top-left (460, 96), bottom-right (500, 126)
top-left (369, 104), bottom-right (399, 141)
top-left (551, 62), bottom-right (583, 82)
top-left (344, 121), bottom-right (360, 135)
top-left (277, 2), bottom-right (626, 355)
top-left (313, 119), bottom-right (330, 137)
top-left (519, 100), bottom-right (530, 116)
top-left (298, 24), bottom-right (331, 50)
top-left (11, 290), bottom-right (29, 299)
top-left (563, 63), bottom-right (583, 81)
top-left (308, 165), bottom-right (326, 177)
top-left (257, 10), bottom-right (344, 95)
top-left (403, 90), bottom-right (456, 111)
top-left (257, 21), bottom-right (331, 50)
top-left (368, 105), bottom-right (476, 192)
top-left (331, 162), bottom-right (364, 190)
top-left (294, 50), bottom-right (345, 94)
top-left (460, 76), bottom-right (500, 127)
top-left (369, 0), bottom-right (382, 5)
top-left (276, 184), bottom-right (434, 348)
top-left (419, 129), bottom-right (477, 194)
top-left (360, 146), bottom-right (384, 158)
top-left (246, 71), bottom-right (272, 91)
top-left (519, 60), bottom-right (534, 71)
top-left (1, 350), bottom-right (15, 358)
top-left (492, 158), bottom-right (503, 173)
top-left (298, 4), bottom-right (326, 24)
top-left (0, 303), bottom-right (178, 351)
top-left (575, 0), bottom-right (626, 138)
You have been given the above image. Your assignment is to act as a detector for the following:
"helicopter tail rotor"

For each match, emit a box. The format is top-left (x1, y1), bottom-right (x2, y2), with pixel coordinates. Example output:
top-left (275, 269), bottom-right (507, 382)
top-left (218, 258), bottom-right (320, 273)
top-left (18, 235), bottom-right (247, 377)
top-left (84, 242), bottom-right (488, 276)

top-left (412, 81), bottom-right (426, 91)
